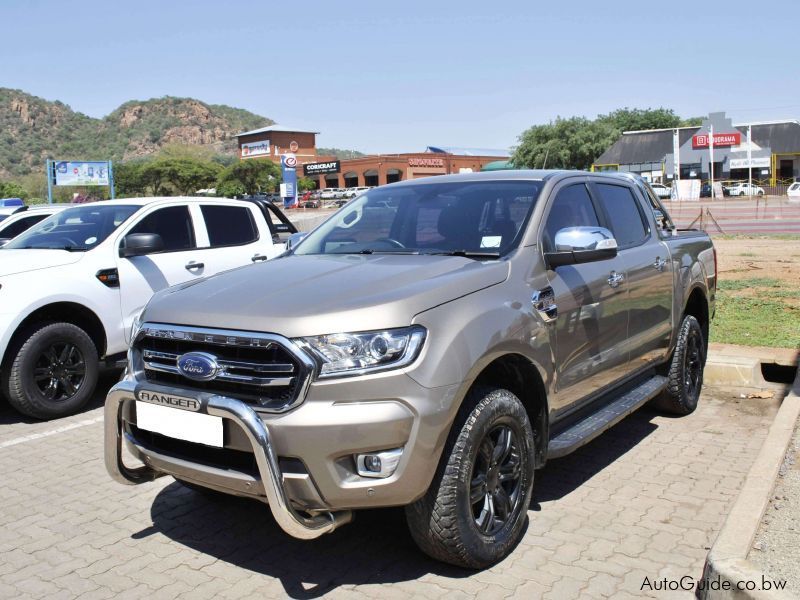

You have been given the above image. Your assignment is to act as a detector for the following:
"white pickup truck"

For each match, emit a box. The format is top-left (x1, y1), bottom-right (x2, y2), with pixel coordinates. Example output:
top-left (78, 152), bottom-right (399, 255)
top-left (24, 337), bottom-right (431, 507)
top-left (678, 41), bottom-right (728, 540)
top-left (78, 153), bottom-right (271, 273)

top-left (0, 196), bottom-right (296, 419)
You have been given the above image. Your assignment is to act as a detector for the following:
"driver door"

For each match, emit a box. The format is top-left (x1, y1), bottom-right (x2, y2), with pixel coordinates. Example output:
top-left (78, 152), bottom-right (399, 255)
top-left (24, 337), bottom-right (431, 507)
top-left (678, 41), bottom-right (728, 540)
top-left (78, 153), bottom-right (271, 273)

top-left (115, 204), bottom-right (208, 343)
top-left (538, 182), bottom-right (629, 415)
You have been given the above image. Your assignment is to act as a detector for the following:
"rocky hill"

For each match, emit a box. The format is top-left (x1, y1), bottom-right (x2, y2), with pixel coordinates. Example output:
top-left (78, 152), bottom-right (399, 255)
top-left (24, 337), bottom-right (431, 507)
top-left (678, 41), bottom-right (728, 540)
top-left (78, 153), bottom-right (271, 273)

top-left (0, 88), bottom-right (274, 177)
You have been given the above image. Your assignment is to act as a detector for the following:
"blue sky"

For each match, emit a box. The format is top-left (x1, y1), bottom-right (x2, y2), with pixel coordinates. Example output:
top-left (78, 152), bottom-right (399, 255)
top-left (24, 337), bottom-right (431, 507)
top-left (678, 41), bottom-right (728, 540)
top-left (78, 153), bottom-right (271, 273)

top-left (1, 0), bottom-right (798, 154)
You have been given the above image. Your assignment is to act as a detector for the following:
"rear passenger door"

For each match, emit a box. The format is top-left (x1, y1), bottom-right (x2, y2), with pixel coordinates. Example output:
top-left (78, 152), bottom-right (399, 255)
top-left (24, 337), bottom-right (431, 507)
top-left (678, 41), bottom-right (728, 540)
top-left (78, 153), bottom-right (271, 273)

top-left (539, 181), bottom-right (630, 414)
top-left (591, 181), bottom-right (673, 368)
top-left (196, 202), bottom-right (278, 271)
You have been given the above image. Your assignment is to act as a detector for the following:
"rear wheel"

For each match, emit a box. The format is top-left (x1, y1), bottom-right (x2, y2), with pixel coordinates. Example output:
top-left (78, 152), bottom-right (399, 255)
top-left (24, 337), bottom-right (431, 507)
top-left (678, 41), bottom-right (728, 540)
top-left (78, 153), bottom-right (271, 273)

top-left (405, 387), bottom-right (535, 569)
top-left (4, 322), bottom-right (99, 419)
top-left (654, 315), bottom-right (705, 415)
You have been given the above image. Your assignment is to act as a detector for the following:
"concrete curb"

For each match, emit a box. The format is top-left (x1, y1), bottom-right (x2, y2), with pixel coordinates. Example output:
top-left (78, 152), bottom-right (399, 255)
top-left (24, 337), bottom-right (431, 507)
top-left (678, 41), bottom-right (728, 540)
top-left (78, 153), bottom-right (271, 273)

top-left (705, 346), bottom-right (798, 388)
top-left (700, 367), bottom-right (800, 599)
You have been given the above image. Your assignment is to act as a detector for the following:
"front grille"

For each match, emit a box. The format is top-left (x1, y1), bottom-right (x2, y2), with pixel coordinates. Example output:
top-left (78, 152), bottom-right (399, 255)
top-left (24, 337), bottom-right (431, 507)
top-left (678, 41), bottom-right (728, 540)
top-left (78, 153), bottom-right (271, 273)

top-left (134, 324), bottom-right (314, 412)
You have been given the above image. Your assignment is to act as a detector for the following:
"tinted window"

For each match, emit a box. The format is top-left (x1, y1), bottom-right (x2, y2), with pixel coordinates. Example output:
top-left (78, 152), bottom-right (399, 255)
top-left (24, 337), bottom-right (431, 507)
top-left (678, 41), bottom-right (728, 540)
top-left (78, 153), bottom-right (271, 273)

top-left (129, 206), bottom-right (194, 252)
top-left (201, 205), bottom-right (258, 247)
top-left (1, 214), bottom-right (48, 239)
top-left (594, 183), bottom-right (648, 247)
top-left (543, 184), bottom-right (600, 251)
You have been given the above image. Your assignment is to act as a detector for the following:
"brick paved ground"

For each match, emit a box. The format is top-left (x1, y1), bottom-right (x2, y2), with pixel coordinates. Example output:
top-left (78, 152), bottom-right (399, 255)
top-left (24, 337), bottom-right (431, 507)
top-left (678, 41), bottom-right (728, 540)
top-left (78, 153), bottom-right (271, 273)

top-left (0, 380), bottom-right (777, 600)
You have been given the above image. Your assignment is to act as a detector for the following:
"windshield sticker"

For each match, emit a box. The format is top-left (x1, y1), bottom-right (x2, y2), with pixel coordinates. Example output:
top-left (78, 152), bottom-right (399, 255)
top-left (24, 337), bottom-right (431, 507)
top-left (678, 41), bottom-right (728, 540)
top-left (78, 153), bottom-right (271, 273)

top-left (85, 236), bottom-right (97, 245)
top-left (480, 236), bottom-right (502, 248)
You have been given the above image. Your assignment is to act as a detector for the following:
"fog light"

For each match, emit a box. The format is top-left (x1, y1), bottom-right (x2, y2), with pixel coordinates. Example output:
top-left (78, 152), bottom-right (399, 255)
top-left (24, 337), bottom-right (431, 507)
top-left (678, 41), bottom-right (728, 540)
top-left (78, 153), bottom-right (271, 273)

top-left (355, 447), bottom-right (404, 478)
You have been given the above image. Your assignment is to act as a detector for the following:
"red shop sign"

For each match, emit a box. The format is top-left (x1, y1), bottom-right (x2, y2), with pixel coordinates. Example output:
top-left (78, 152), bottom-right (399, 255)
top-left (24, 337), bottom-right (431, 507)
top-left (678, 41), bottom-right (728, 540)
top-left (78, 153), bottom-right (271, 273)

top-left (692, 132), bottom-right (741, 148)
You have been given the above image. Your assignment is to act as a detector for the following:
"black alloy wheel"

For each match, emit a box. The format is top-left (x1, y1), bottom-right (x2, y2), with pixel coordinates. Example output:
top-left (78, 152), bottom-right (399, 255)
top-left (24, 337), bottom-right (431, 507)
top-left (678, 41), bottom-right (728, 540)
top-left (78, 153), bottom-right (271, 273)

top-left (470, 425), bottom-right (524, 536)
top-left (33, 342), bottom-right (87, 402)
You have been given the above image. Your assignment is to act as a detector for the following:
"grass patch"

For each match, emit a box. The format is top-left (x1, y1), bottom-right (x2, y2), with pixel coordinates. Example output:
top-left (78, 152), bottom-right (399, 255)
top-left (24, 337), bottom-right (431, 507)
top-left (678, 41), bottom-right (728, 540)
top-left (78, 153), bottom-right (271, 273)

top-left (711, 278), bottom-right (800, 348)
top-left (717, 278), bottom-right (781, 291)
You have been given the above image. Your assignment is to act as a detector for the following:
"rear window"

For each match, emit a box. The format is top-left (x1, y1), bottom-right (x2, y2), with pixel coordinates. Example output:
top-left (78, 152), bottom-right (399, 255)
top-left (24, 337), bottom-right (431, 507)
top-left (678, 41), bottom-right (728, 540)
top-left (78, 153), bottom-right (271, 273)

top-left (201, 205), bottom-right (258, 247)
top-left (594, 183), bottom-right (648, 248)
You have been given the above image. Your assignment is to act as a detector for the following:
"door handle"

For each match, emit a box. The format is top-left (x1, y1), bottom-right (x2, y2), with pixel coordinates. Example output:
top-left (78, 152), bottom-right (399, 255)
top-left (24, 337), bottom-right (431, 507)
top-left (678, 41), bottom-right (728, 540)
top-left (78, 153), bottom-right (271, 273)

top-left (185, 261), bottom-right (204, 271)
top-left (607, 271), bottom-right (625, 288)
top-left (251, 254), bottom-right (268, 262)
top-left (653, 257), bottom-right (666, 271)
top-left (532, 287), bottom-right (557, 321)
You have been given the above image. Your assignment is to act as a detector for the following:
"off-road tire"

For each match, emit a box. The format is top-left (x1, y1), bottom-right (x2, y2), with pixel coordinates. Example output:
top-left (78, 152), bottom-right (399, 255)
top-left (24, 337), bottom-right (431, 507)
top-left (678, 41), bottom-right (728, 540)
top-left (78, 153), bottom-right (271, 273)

top-left (405, 387), bottom-right (535, 569)
top-left (5, 322), bottom-right (99, 420)
top-left (654, 315), bottom-right (705, 415)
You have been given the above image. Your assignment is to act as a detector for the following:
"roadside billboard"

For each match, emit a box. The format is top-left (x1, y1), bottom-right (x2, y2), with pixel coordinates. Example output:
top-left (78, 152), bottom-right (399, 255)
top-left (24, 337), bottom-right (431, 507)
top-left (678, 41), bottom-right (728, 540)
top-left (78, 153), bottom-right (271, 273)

top-left (54, 161), bottom-right (110, 186)
top-left (241, 141), bottom-right (271, 158)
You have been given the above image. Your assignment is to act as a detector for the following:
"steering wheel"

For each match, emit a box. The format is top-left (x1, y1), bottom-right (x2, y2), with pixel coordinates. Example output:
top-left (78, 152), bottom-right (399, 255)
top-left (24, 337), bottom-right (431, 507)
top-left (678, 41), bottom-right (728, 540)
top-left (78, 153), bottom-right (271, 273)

top-left (374, 238), bottom-right (405, 249)
top-left (54, 237), bottom-right (80, 247)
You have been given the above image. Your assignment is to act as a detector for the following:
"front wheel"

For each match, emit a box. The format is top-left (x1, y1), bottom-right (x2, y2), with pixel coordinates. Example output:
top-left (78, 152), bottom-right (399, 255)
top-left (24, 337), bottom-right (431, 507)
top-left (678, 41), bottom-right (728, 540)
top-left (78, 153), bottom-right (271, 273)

top-left (4, 322), bottom-right (99, 420)
top-left (405, 387), bottom-right (535, 569)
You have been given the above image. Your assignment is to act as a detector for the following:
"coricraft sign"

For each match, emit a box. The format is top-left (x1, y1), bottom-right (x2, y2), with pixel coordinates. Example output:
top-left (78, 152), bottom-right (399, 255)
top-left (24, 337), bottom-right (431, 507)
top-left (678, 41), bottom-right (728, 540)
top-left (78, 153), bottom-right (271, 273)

top-left (692, 132), bottom-right (741, 148)
top-left (241, 141), bottom-right (271, 158)
top-left (408, 157), bottom-right (445, 167)
top-left (303, 160), bottom-right (340, 176)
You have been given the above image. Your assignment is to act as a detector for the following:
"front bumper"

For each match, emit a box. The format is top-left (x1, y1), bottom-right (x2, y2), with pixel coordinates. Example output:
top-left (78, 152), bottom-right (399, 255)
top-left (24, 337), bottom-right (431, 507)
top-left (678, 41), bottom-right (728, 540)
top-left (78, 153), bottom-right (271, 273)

top-left (105, 374), bottom-right (459, 539)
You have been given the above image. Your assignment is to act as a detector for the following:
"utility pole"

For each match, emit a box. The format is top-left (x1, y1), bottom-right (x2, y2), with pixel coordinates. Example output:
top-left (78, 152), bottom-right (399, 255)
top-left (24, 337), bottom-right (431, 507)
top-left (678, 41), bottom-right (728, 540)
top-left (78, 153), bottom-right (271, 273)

top-left (747, 124), bottom-right (753, 198)
top-left (709, 124), bottom-right (715, 200)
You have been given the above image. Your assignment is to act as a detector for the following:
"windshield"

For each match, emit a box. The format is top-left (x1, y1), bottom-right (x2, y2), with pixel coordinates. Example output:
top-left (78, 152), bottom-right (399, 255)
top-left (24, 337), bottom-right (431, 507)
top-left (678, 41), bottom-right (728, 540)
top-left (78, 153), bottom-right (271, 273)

top-left (295, 180), bottom-right (542, 258)
top-left (5, 204), bottom-right (139, 251)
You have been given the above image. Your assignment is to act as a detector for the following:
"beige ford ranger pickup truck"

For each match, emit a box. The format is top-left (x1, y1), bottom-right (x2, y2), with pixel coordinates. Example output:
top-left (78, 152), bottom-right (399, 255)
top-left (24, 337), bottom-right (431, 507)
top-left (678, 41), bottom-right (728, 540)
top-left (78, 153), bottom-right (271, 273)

top-left (105, 170), bottom-right (715, 568)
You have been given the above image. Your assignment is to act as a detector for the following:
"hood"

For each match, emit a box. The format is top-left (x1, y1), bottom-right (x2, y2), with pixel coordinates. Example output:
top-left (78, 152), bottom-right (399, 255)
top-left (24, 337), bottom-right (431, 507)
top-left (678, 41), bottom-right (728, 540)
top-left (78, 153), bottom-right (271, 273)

top-left (144, 254), bottom-right (509, 338)
top-left (0, 249), bottom-right (85, 277)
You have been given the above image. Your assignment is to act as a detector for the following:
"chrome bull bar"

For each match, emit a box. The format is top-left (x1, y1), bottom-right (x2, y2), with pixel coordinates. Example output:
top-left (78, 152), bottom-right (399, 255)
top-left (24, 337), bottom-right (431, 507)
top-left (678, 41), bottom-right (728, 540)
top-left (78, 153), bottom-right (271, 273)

top-left (104, 380), bottom-right (352, 540)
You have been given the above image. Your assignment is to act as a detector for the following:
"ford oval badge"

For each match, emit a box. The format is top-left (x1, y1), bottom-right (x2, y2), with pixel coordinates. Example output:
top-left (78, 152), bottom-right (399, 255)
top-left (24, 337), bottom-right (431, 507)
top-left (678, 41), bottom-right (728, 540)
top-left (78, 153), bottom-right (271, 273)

top-left (177, 352), bottom-right (219, 381)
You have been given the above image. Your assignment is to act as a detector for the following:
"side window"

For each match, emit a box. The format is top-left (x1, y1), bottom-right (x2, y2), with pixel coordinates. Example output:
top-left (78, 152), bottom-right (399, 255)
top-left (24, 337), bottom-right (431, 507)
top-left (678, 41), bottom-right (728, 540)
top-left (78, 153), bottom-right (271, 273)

top-left (542, 184), bottom-right (600, 251)
top-left (200, 205), bottom-right (258, 247)
top-left (2, 214), bottom-right (47, 238)
top-left (129, 206), bottom-right (195, 252)
top-left (594, 183), bottom-right (648, 248)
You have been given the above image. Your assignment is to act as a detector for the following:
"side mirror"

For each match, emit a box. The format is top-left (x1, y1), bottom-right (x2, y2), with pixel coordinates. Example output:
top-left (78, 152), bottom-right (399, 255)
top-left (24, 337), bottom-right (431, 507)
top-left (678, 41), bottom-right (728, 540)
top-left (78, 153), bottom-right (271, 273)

top-left (120, 233), bottom-right (164, 258)
top-left (545, 226), bottom-right (617, 268)
top-left (286, 232), bottom-right (307, 252)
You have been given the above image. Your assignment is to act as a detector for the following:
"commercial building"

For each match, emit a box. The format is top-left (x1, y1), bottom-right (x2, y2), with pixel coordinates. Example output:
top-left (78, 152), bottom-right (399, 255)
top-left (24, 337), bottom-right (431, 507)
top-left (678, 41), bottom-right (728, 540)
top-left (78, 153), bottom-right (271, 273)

top-left (593, 112), bottom-right (800, 189)
top-left (236, 126), bottom-right (508, 189)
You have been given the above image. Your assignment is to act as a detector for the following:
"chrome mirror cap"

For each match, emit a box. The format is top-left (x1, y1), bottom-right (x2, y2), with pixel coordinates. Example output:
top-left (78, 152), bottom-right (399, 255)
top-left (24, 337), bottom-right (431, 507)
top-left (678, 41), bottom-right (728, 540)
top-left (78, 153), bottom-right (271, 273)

top-left (554, 226), bottom-right (617, 252)
top-left (546, 226), bottom-right (618, 269)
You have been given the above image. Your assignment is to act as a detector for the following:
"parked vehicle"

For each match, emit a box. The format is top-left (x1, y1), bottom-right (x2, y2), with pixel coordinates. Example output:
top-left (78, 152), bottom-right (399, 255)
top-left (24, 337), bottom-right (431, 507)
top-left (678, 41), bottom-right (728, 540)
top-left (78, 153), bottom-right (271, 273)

top-left (0, 207), bottom-right (20, 222)
top-left (0, 205), bottom-right (67, 247)
top-left (788, 182), bottom-right (800, 198)
top-left (106, 171), bottom-right (715, 568)
top-left (727, 182), bottom-right (765, 196)
top-left (0, 198), bottom-right (24, 208)
top-left (0, 197), bottom-right (296, 420)
top-left (300, 200), bottom-right (320, 209)
top-left (650, 182), bottom-right (672, 199)
top-left (319, 188), bottom-right (339, 200)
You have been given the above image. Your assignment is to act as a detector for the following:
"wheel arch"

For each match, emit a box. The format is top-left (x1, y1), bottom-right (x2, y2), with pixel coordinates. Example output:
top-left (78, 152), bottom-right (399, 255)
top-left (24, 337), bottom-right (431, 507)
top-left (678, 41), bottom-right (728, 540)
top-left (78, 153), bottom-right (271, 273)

top-left (1, 302), bottom-right (107, 374)
top-left (469, 353), bottom-right (549, 468)
top-left (682, 286), bottom-right (709, 350)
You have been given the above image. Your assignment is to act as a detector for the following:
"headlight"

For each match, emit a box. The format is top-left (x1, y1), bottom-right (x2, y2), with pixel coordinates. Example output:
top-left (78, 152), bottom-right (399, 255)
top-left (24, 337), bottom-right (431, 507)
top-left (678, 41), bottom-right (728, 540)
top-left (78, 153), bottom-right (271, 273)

top-left (299, 326), bottom-right (426, 378)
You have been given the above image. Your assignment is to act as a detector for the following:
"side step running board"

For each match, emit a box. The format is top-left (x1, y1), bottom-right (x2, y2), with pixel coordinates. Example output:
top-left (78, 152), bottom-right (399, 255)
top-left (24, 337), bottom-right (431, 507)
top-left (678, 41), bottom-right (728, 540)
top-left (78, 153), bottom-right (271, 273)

top-left (547, 375), bottom-right (668, 459)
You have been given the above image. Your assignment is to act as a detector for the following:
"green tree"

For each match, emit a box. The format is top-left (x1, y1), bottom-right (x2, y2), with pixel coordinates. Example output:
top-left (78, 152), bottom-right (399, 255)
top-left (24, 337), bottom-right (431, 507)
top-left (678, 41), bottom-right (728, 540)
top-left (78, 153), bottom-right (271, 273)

top-left (114, 161), bottom-right (148, 197)
top-left (513, 117), bottom-right (617, 170)
top-left (297, 177), bottom-right (316, 192)
top-left (216, 159), bottom-right (281, 196)
top-left (513, 107), bottom-right (703, 171)
top-left (0, 180), bottom-right (29, 200)
top-left (139, 157), bottom-right (221, 196)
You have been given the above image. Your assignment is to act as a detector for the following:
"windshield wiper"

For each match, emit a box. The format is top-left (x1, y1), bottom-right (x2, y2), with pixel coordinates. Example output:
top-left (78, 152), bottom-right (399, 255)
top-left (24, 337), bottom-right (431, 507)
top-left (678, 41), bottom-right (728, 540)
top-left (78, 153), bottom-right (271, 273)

top-left (425, 250), bottom-right (501, 259)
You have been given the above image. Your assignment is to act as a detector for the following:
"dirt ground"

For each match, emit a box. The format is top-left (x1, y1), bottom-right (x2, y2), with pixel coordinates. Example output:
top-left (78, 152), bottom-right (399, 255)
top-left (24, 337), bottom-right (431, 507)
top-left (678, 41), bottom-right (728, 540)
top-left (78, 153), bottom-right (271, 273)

top-left (714, 237), bottom-right (800, 290)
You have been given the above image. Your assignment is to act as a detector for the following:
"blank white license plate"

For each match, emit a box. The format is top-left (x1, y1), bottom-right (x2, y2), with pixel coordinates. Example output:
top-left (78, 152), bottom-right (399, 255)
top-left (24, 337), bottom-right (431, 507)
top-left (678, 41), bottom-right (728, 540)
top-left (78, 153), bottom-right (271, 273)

top-left (136, 401), bottom-right (223, 447)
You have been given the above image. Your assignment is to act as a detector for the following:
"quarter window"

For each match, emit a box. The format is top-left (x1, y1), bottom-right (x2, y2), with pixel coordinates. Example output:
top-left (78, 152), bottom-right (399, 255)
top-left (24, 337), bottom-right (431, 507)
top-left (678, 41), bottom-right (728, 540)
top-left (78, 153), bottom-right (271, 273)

top-left (129, 206), bottom-right (195, 252)
top-left (201, 205), bottom-right (258, 247)
top-left (594, 183), bottom-right (648, 248)
top-left (543, 184), bottom-right (600, 251)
